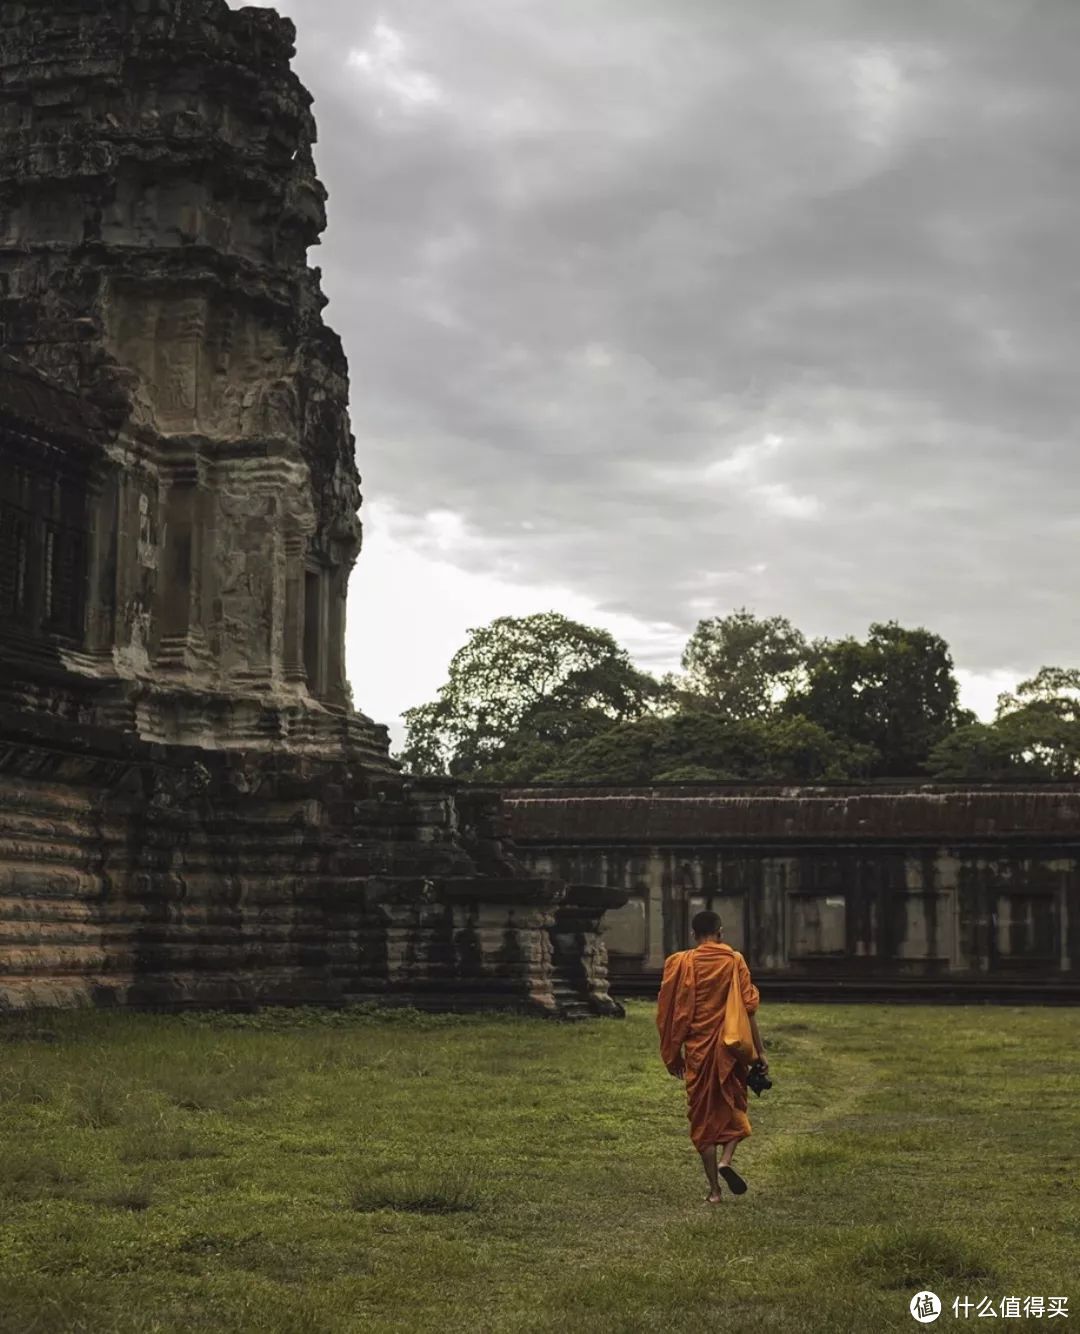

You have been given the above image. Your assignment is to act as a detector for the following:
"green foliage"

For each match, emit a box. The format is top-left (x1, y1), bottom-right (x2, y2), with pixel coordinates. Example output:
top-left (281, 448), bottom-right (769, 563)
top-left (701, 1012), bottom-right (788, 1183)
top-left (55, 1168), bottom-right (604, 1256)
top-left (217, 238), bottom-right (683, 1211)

top-left (676, 608), bottom-right (809, 718)
top-left (399, 605), bottom-right (1079, 785)
top-left (928, 721), bottom-right (1018, 780)
top-left (0, 1004), bottom-right (1077, 1333)
top-left (399, 613), bottom-right (660, 778)
top-left (535, 714), bottom-right (736, 785)
top-left (997, 665), bottom-right (1080, 715)
top-left (758, 713), bottom-right (878, 781)
top-left (789, 622), bottom-right (968, 776)
top-left (651, 763), bottom-right (733, 783)
top-left (536, 710), bottom-right (876, 784)
top-left (929, 665), bottom-right (1080, 779)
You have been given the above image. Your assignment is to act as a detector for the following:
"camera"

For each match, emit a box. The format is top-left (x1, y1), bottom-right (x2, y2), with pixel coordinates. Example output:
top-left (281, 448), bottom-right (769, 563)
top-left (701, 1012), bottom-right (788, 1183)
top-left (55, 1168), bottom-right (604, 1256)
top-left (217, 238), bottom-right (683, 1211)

top-left (746, 1059), bottom-right (772, 1097)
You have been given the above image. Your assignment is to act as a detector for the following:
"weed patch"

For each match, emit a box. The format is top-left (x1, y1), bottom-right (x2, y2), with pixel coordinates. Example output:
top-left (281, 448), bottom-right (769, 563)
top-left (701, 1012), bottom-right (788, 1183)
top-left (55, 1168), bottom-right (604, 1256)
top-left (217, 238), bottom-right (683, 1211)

top-left (94, 1181), bottom-right (154, 1212)
top-left (0, 1150), bottom-right (83, 1202)
top-left (852, 1225), bottom-right (997, 1290)
top-left (349, 1170), bottom-right (482, 1215)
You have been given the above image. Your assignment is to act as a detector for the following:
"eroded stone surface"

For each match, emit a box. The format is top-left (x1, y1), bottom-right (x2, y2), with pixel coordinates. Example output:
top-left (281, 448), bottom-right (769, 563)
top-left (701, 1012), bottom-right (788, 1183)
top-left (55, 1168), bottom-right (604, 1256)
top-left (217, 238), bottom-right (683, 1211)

top-left (0, 0), bottom-right (368, 746)
top-left (503, 784), bottom-right (1080, 991)
top-left (0, 1), bottom-right (627, 1017)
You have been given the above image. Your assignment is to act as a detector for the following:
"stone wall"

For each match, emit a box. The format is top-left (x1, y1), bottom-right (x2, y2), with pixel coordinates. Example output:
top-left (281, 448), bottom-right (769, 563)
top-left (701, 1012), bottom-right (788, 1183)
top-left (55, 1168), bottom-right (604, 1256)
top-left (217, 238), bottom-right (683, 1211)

top-left (502, 785), bottom-right (1080, 991)
top-left (0, 710), bottom-right (622, 1015)
top-left (0, 1), bottom-right (625, 1019)
top-left (0, 0), bottom-right (378, 749)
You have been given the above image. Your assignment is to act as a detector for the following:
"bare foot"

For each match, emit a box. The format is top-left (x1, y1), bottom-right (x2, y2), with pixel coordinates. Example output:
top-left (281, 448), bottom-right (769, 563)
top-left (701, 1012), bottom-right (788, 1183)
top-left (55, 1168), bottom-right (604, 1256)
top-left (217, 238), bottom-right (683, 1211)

top-left (705, 1190), bottom-right (723, 1205)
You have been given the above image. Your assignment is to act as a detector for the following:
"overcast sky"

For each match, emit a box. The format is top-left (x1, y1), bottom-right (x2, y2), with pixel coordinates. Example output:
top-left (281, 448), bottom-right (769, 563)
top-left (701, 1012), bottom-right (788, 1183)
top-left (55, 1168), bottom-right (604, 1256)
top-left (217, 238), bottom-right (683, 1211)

top-left (244, 0), bottom-right (1078, 746)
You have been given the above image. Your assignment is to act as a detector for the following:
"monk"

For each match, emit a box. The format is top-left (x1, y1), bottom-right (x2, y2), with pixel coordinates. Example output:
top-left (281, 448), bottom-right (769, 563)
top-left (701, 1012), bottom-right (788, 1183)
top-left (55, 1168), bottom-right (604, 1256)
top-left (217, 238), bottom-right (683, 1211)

top-left (656, 909), bottom-right (768, 1204)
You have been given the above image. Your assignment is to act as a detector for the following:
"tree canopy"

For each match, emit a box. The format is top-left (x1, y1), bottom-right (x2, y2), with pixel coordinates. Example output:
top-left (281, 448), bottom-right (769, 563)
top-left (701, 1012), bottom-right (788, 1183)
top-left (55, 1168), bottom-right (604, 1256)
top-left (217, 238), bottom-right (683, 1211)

top-left (399, 612), bottom-right (660, 778)
top-left (928, 666), bottom-right (1080, 779)
top-left (398, 608), bottom-right (1077, 786)
top-left (787, 622), bottom-right (969, 778)
top-left (672, 608), bottom-right (809, 719)
top-left (532, 711), bottom-right (875, 785)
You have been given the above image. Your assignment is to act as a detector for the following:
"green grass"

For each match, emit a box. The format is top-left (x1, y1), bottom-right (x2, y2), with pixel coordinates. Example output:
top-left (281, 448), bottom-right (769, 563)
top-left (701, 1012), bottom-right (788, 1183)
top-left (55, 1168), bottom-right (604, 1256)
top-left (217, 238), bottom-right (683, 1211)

top-left (0, 1002), bottom-right (1076, 1333)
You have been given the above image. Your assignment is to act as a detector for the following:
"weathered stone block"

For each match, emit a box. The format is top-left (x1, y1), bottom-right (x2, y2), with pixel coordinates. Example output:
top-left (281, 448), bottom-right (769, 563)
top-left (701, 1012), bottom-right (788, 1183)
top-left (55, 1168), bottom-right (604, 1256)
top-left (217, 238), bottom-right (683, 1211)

top-left (0, 2), bottom-right (626, 1020)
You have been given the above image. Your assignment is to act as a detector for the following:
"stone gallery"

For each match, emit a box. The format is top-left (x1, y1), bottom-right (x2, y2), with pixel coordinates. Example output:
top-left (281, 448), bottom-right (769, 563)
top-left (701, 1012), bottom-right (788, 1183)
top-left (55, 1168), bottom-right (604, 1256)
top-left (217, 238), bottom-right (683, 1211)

top-left (0, 0), bottom-right (624, 1016)
top-left (504, 783), bottom-right (1080, 998)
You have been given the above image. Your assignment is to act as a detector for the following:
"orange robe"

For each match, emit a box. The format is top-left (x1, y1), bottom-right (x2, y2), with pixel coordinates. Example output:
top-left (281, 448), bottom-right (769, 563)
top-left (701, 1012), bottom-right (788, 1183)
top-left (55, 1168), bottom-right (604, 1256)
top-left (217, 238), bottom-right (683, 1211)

top-left (656, 941), bottom-right (761, 1152)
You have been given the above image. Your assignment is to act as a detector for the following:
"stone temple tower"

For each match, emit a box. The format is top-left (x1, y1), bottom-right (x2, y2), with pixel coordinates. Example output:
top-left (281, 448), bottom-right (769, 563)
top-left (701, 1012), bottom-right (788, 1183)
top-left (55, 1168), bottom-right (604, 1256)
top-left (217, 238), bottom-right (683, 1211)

top-left (0, 0), bottom-right (386, 762)
top-left (0, 0), bottom-right (625, 1015)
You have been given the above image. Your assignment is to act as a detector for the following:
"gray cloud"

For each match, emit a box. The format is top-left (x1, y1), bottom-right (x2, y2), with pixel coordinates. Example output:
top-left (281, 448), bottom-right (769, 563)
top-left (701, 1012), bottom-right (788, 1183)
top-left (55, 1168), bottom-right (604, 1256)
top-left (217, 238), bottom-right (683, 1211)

top-left (247, 0), bottom-right (1080, 673)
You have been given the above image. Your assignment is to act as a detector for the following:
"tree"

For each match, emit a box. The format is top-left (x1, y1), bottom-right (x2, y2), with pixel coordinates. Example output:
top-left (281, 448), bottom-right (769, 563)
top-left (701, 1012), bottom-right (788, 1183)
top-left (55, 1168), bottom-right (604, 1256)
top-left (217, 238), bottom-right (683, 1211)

top-left (996, 666), bottom-right (1080, 718)
top-left (755, 715), bottom-right (877, 782)
top-left (788, 622), bottom-right (969, 777)
top-left (674, 608), bottom-right (809, 719)
top-left (929, 666), bottom-right (1080, 779)
top-left (533, 717), bottom-right (679, 785)
top-left (536, 713), bottom-right (757, 785)
top-left (533, 711), bottom-right (876, 785)
top-left (399, 613), bottom-right (661, 778)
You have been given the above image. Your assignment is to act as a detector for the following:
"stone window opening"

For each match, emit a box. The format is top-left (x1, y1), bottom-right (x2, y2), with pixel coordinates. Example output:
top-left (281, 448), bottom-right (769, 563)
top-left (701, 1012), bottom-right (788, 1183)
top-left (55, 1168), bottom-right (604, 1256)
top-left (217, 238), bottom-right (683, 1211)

top-left (0, 461), bottom-right (89, 646)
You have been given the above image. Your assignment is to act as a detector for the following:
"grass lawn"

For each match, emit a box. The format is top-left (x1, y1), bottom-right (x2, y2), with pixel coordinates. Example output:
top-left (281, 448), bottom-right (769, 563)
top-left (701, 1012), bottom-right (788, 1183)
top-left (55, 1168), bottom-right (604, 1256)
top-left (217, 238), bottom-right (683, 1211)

top-left (0, 1000), bottom-right (1076, 1334)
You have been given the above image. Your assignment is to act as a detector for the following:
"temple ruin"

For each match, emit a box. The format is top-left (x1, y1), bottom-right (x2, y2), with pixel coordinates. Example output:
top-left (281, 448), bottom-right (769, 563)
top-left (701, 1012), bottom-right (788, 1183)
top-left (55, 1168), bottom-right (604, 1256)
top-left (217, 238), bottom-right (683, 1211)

top-left (504, 783), bottom-right (1080, 999)
top-left (0, 0), bottom-right (624, 1016)
top-left (3, 2), bottom-right (1077, 1014)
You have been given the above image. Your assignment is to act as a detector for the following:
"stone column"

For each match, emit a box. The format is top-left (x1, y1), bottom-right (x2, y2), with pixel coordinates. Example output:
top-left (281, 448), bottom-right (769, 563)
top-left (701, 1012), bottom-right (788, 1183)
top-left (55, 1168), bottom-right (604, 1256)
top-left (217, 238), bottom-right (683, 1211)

top-left (17, 468), bottom-right (45, 634)
top-left (83, 460), bottom-right (118, 658)
top-left (324, 563), bottom-right (348, 706)
top-left (302, 564), bottom-right (326, 697)
top-left (551, 884), bottom-right (630, 1016)
top-left (189, 465), bottom-right (212, 667)
top-left (113, 470), bottom-right (159, 673)
top-left (214, 475), bottom-right (278, 689)
top-left (155, 462), bottom-right (196, 672)
top-left (282, 532), bottom-right (307, 687)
